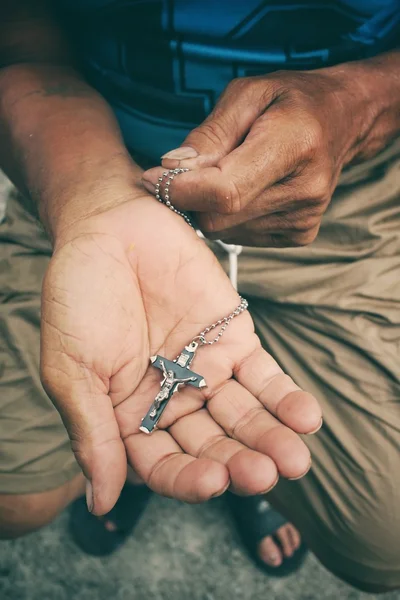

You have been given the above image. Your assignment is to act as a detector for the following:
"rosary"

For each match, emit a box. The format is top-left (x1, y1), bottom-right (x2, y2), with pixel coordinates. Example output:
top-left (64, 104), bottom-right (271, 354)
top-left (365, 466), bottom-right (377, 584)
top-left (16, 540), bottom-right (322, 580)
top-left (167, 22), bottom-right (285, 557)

top-left (140, 168), bottom-right (248, 434)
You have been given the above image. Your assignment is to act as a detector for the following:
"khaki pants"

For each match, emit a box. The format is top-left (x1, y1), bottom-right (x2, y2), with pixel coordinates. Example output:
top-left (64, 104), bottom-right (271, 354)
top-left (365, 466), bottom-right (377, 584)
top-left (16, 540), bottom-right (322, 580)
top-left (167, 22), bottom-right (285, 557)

top-left (1, 139), bottom-right (400, 588)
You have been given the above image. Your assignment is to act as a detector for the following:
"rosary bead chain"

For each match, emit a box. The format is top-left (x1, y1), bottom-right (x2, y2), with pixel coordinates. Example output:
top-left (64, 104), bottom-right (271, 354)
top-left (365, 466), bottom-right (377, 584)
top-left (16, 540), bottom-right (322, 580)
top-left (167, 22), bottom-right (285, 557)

top-left (155, 168), bottom-right (248, 347)
top-left (155, 168), bottom-right (193, 228)
top-left (195, 296), bottom-right (248, 346)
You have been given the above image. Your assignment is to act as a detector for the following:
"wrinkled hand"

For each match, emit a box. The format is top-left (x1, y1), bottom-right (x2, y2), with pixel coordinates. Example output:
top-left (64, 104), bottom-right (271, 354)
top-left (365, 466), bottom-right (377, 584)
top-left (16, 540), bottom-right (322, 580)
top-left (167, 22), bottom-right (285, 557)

top-left (41, 194), bottom-right (321, 515)
top-left (142, 68), bottom-right (363, 247)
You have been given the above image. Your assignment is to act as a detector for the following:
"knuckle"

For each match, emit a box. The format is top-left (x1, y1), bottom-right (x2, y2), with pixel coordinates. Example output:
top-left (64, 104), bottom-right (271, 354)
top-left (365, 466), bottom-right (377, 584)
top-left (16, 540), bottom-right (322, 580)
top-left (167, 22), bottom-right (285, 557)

top-left (275, 85), bottom-right (311, 114)
top-left (231, 406), bottom-right (265, 439)
top-left (193, 120), bottom-right (229, 148)
top-left (309, 171), bottom-right (332, 202)
top-left (262, 233), bottom-right (288, 248)
top-left (199, 212), bottom-right (225, 233)
top-left (225, 77), bottom-right (243, 93)
top-left (214, 179), bottom-right (242, 214)
top-left (225, 76), bottom-right (278, 108)
top-left (292, 216), bottom-right (313, 232)
top-left (282, 85), bottom-right (307, 106)
top-left (225, 76), bottom-right (256, 94)
top-left (290, 227), bottom-right (319, 246)
top-left (197, 434), bottom-right (230, 459)
top-left (292, 207), bottom-right (322, 232)
top-left (298, 118), bottom-right (324, 157)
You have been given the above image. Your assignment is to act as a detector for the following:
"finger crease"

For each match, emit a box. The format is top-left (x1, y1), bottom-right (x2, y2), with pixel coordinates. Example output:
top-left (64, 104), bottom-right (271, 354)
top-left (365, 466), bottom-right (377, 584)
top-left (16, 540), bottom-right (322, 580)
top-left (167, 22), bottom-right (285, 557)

top-left (255, 424), bottom-right (285, 452)
top-left (202, 379), bottom-right (232, 403)
top-left (146, 451), bottom-right (183, 489)
top-left (255, 372), bottom-right (286, 404)
top-left (197, 434), bottom-right (234, 459)
top-left (231, 406), bottom-right (266, 440)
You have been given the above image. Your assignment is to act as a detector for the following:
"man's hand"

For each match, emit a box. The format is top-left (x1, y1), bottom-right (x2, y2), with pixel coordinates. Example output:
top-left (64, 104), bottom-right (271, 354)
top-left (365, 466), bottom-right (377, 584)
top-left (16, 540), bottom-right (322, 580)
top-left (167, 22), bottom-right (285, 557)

top-left (41, 193), bottom-right (322, 516)
top-left (142, 55), bottom-right (400, 247)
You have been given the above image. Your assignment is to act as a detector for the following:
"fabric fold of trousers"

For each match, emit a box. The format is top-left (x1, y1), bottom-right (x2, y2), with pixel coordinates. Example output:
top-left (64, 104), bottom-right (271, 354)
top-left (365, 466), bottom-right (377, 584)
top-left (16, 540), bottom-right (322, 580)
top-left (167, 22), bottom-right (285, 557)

top-left (1, 137), bottom-right (400, 587)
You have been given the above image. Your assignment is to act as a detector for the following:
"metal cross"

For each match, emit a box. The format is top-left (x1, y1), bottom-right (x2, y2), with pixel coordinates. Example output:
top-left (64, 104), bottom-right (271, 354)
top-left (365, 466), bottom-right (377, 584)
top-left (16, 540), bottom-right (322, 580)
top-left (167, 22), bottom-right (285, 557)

top-left (140, 341), bottom-right (206, 434)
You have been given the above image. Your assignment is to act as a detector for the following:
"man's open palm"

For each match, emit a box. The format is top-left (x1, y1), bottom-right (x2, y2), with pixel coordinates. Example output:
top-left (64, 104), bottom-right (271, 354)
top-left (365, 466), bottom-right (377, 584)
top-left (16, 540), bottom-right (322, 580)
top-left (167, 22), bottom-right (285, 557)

top-left (41, 196), bottom-right (322, 515)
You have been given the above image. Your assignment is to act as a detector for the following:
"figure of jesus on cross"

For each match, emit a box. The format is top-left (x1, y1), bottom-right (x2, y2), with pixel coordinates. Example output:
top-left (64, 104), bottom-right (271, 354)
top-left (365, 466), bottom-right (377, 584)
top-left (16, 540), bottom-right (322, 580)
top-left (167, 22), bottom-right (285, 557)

top-left (140, 342), bottom-right (207, 434)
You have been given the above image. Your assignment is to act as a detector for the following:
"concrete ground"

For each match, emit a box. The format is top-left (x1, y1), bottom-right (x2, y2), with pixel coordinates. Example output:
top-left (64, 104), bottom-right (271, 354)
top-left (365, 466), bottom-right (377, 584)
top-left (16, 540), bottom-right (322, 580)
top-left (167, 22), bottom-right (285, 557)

top-left (1, 495), bottom-right (400, 600)
top-left (0, 171), bottom-right (399, 600)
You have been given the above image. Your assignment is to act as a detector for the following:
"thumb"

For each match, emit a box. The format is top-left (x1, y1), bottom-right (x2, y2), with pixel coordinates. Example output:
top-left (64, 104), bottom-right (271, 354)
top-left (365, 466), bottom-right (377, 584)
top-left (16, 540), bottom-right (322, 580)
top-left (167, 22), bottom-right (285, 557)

top-left (40, 346), bottom-right (127, 516)
top-left (160, 79), bottom-right (268, 170)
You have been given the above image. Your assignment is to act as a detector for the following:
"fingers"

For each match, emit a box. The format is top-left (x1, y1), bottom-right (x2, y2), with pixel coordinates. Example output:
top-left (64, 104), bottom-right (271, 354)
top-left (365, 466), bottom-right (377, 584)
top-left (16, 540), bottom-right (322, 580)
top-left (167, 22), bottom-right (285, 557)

top-left (142, 166), bottom-right (323, 248)
top-left (142, 103), bottom-right (303, 215)
top-left (114, 306), bottom-right (252, 440)
top-left (124, 429), bottom-right (230, 503)
top-left (206, 225), bottom-right (321, 249)
top-left (116, 350), bottom-right (312, 495)
top-left (142, 165), bottom-right (254, 214)
top-left (116, 347), bottom-right (276, 500)
top-left (198, 197), bottom-right (322, 236)
top-left (169, 409), bottom-right (279, 496)
top-left (117, 326), bottom-right (318, 490)
top-left (115, 351), bottom-right (232, 502)
top-left (207, 379), bottom-right (312, 480)
top-left (159, 77), bottom-right (277, 170)
top-left (234, 346), bottom-right (322, 434)
top-left (41, 357), bottom-right (127, 516)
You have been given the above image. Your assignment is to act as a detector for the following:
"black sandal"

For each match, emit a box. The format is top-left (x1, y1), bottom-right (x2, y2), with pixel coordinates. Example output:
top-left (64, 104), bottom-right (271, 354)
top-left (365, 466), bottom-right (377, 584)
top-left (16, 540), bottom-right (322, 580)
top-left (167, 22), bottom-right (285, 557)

top-left (226, 493), bottom-right (307, 576)
top-left (69, 484), bottom-right (152, 556)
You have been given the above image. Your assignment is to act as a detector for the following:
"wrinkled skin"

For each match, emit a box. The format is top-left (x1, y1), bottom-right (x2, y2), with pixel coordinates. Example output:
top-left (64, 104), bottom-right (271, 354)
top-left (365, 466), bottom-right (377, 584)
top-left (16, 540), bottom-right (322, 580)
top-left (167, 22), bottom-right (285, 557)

top-left (142, 69), bottom-right (368, 247)
top-left (41, 194), bottom-right (321, 516)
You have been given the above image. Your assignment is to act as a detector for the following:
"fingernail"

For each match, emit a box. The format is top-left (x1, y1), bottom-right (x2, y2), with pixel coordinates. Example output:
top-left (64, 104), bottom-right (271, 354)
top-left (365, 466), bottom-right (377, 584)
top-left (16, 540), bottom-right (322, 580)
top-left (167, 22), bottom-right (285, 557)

top-left (288, 460), bottom-right (312, 481)
top-left (86, 479), bottom-right (94, 512)
top-left (211, 481), bottom-right (230, 498)
top-left (142, 179), bottom-right (155, 194)
top-left (260, 474), bottom-right (279, 494)
top-left (161, 146), bottom-right (198, 160)
top-left (307, 417), bottom-right (324, 435)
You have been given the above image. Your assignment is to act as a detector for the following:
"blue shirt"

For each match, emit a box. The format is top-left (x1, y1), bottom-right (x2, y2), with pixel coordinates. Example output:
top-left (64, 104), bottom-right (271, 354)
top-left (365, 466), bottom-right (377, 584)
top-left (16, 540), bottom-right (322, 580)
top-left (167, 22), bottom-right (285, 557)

top-left (57, 0), bottom-right (400, 161)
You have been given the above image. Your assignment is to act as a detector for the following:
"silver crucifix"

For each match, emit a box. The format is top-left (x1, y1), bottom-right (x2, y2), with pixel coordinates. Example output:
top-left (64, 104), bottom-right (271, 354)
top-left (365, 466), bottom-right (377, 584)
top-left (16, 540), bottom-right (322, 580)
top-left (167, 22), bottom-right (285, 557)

top-left (140, 341), bottom-right (206, 434)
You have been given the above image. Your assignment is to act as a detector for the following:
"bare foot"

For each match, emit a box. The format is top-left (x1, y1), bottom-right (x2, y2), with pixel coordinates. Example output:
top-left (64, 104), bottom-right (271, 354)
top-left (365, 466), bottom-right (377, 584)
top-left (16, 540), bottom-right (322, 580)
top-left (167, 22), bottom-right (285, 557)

top-left (258, 522), bottom-right (301, 567)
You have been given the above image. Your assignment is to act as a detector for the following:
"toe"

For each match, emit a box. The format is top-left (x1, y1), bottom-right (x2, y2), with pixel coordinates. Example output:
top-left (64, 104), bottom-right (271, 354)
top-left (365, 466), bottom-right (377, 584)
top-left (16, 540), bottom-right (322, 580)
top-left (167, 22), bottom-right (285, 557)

top-left (287, 523), bottom-right (301, 551)
top-left (276, 525), bottom-right (294, 558)
top-left (101, 517), bottom-right (118, 532)
top-left (258, 536), bottom-right (283, 567)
